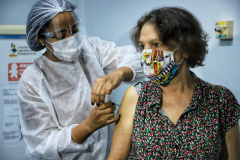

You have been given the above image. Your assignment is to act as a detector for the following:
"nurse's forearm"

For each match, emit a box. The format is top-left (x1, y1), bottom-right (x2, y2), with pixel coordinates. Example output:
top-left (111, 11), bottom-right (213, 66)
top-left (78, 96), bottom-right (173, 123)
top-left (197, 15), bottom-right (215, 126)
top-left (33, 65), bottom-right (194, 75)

top-left (71, 102), bottom-right (118, 144)
top-left (116, 67), bottom-right (133, 82)
top-left (71, 120), bottom-right (93, 144)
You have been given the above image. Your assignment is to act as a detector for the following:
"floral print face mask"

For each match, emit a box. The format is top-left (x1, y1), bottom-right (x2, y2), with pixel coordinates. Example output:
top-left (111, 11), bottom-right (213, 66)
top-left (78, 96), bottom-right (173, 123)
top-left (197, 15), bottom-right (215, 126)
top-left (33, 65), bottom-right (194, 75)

top-left (141, 48), bottom-right (183, 86)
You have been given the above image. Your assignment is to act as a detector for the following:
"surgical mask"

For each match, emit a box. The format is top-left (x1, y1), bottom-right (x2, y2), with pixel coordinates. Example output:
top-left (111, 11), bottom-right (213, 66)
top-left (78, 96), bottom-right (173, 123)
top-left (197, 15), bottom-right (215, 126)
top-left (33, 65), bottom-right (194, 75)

top-left (45, 32), bottom-right (82, 62)
top-left (141, 48), bottom-right (183, 85)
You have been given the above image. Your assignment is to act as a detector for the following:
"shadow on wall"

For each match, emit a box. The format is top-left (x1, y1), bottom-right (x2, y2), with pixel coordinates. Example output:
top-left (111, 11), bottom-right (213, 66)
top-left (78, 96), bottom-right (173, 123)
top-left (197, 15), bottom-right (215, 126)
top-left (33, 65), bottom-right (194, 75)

top-left (219, 39), bottom-right (233, 46)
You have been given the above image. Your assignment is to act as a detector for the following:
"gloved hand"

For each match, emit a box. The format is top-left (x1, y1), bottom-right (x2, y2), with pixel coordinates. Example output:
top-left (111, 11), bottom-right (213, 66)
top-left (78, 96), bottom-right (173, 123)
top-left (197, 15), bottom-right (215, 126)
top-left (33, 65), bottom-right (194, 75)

top-left (91, 67), bottom-right (133, 105)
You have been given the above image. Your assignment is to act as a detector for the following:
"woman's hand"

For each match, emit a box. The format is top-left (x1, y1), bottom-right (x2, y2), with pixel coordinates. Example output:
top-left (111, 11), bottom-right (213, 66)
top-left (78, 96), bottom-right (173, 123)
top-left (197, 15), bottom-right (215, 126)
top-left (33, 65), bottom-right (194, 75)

top-left (91, 67), bottom-right (133, 105)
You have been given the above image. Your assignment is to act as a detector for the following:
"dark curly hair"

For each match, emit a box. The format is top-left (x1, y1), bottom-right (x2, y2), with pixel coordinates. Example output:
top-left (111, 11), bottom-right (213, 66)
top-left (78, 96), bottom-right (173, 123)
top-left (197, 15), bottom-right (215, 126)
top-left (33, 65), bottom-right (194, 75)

top-left (131, 7), bottom-right (209, 68)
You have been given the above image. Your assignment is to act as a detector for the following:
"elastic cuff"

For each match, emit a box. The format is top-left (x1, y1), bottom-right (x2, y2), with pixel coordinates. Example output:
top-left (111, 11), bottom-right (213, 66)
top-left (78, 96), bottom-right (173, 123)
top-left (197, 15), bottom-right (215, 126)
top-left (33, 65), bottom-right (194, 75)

top-left (129, 66), bottom-right (136, 81)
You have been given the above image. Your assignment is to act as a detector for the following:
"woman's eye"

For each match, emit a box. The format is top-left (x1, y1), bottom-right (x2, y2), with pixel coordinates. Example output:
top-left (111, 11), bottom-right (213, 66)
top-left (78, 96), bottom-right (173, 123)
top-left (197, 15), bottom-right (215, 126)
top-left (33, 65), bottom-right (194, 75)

top-left (154, 43), bottom-right (161, 47)
top-left (139, 45), bottom-right (145, 50)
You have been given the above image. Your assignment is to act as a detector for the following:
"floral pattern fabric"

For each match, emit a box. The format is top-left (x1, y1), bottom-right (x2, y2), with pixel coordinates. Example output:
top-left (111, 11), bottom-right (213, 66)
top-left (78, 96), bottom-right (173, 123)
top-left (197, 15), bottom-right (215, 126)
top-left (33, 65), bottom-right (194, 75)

top-left (127, 73), bottom-right (240, 160)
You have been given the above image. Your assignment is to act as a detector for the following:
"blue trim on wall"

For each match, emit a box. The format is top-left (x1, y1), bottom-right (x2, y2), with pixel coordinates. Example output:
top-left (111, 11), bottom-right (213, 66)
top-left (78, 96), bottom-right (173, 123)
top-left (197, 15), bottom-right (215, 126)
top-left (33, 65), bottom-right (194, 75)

top-left (0, 35), bottom-right (26, 39)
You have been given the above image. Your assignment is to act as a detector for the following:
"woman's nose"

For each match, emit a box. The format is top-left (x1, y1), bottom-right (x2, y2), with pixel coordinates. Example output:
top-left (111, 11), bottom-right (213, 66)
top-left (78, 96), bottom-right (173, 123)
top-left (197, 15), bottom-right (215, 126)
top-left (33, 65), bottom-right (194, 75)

top-left (144, 44), bottom-right (151, 50)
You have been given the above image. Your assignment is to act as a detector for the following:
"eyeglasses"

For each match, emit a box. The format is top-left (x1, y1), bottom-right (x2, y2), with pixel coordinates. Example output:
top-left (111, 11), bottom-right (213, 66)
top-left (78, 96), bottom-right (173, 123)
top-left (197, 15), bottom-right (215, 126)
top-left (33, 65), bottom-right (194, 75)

top-left (41, 20), bottom-right (79, 40)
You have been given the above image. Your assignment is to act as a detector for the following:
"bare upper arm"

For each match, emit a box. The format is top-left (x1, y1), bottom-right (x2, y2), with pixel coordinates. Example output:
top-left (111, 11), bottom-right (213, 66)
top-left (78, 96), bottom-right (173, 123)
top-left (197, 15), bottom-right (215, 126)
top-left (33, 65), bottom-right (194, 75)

top-left (222, 121), bottom-right (240, 160)
top-left (108, 85), bottom-right (138, 160)
top-left (118, 85), bottom-right (138, 122)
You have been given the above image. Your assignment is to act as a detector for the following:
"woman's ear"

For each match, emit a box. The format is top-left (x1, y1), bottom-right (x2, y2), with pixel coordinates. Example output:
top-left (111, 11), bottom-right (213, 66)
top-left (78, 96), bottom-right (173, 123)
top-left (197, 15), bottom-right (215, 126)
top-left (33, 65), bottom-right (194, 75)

top-left (177, 48), bottom-right (189, 59)
top-left (183, 52), bottom-right (189, 58)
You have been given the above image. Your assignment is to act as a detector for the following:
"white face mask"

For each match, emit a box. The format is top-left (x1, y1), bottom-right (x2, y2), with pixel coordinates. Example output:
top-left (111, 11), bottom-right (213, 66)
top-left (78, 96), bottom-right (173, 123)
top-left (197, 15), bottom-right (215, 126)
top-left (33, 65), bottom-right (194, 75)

top-left (45, 32), bottom-right (82, 62)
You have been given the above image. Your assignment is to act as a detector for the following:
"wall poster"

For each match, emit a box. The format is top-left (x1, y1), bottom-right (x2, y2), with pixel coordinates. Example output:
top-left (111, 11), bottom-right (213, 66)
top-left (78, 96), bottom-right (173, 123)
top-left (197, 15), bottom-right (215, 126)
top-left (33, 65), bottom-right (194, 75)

top-left (0, 35), bottom-right (41, 147)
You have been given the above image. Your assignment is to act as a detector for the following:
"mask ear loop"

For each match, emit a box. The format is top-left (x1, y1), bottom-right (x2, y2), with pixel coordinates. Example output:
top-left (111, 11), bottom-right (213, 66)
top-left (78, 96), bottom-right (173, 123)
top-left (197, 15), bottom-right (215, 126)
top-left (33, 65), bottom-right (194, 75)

top-left (44, 39), bottom-right (54, 53)
top-left (173, 45), bottom-right (184, 65)
top-left (177, 58), bottom-right (184, 65)
top-left (173, 46), bottom-right (180, 53)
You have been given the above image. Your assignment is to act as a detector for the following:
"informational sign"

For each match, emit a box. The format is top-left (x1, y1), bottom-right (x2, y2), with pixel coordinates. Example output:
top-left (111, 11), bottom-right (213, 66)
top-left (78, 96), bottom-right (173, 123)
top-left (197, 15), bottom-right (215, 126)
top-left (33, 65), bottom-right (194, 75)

top-left (0, 34), bottom-right (42, 147)
top-left (0, 36), bottom-right (40, 83)
top-left (0, 83), bottom-right (24, 145)
top-left (8, 63), bottom-right (32, 81)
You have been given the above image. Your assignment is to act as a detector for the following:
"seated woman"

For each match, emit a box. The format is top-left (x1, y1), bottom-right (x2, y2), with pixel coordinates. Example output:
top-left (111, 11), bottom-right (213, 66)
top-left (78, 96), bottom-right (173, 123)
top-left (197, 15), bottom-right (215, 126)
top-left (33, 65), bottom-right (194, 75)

top-left (108, 7), bottom-right (240, 160)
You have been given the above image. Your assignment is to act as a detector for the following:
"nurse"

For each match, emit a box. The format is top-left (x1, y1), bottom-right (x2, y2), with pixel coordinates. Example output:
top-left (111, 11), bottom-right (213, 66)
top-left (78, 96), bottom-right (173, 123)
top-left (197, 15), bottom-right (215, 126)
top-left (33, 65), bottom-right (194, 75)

top-left (18, 0), bottom-right (144, 159)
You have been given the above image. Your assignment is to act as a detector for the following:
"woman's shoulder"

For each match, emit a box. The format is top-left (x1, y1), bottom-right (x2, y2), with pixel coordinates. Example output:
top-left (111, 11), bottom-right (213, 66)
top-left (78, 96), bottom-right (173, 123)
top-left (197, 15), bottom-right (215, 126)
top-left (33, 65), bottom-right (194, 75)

top-left (195, 74), bottom-right (235, 100)
top-left (134, 82), bottom-right (143, 95)
top-left (133, 80), bottom-right (159, 95)
top-left (118, 85), bottom-right (139, 118)
top-left (125, 85), bottom-right (139, 99)
top-left (198, 77), bottom-right (230, 92)
top-left (121, 85), bottom-right (139, 106)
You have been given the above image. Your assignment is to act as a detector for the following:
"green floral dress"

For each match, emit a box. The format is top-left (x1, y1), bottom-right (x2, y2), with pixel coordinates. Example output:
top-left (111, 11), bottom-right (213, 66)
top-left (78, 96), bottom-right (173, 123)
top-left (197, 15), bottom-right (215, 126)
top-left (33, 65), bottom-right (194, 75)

top-left (127, 73), bottom-right (240, 160)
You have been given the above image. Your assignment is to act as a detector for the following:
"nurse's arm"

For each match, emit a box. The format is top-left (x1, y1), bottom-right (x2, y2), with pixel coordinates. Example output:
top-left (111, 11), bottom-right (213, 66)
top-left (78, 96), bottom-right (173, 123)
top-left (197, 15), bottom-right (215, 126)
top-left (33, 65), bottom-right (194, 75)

top-left (107, 85), bottom-right (138, 160)
top-left (72, 102), bottom-right (119, 144)
top-left (220, 122), bottom-right (240, 160)
top-left (91, 66), bottom-right (133, 105)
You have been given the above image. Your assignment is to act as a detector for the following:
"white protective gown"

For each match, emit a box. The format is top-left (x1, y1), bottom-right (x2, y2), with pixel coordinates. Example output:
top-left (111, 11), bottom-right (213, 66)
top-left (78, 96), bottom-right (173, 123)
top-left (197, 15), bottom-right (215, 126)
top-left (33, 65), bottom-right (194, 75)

top-left (18, 36), bottom-right (144, 160)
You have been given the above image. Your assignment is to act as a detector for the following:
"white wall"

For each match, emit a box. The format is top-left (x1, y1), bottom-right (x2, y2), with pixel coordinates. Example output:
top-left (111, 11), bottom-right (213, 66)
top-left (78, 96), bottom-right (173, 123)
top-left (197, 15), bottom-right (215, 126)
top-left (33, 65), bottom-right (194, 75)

top-left (0, 0), bottom-right (239, 159)
top-left (81, 0), bottom-right (240, 105)
top-left (0, 0), bottom-right (83, 25)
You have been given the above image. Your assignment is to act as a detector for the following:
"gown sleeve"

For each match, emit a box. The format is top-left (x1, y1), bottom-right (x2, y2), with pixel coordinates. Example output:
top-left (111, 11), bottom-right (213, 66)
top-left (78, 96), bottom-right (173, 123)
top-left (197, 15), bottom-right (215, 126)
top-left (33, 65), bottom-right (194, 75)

top-left (18, 65), bottom-right (106, 160)
top-left (87, 37), bottom-right (145, 83)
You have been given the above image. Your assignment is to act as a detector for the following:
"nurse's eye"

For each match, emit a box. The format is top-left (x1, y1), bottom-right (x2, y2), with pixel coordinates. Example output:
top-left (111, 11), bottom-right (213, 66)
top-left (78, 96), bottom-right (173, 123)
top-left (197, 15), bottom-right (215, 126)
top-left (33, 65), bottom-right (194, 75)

top-left (55, 29), bottom-right (67, 40)
top-left (71, 24), bottom-right (79, 34)
top-left (165, 55), bottom-right (170, 58)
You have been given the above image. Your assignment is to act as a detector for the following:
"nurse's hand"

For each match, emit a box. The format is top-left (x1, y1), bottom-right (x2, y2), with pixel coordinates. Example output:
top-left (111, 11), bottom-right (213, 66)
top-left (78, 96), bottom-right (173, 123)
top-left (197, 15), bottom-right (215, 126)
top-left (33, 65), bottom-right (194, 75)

top-left (72, 102), bottom-right (119, 144)
top-left (91, 67), bottom-right (133, 105)
top-left (85, 102), bottom-right (119, 132)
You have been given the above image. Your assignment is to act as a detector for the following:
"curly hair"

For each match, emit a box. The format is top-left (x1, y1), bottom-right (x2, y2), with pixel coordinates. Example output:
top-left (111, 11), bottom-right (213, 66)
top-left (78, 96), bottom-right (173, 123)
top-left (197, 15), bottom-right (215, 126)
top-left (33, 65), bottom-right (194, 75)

top-left (131, 7), bottom-right (209, 68)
